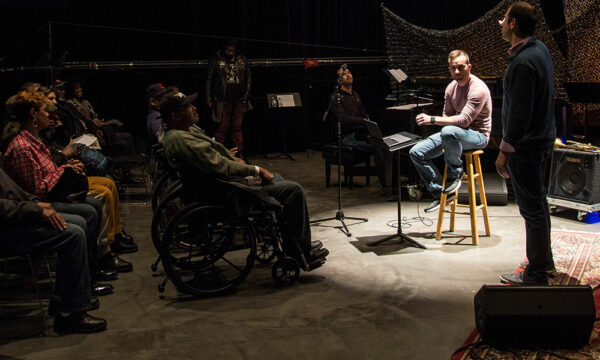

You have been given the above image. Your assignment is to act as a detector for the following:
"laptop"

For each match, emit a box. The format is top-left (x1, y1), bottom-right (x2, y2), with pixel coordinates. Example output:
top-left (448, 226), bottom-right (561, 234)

top-left (363, 119), bottom-right (421, 150)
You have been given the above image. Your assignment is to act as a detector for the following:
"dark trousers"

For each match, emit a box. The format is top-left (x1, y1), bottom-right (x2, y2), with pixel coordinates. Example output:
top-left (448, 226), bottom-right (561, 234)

top-left (508, 147), bottom-right (554, 276)
top-left (342, 133), bottom-right (389, 187)
top-left (263, 175), bottom-right (311, 256)
top-left (214, 100), bottom-right (245, 152)
top-left (0, 223), bottom-right (92, 313)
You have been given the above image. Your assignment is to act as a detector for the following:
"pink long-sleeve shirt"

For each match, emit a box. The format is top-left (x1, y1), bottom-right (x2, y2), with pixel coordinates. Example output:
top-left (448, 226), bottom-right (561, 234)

top-left (443, 74), bottom-right (492, 140)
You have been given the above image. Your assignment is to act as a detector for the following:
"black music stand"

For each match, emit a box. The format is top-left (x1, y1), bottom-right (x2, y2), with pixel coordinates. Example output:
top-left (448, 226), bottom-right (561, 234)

top-left (564, 83), bottom-right (600, 141)
top-left (367, 135), bottom-right (426, 249)
top-left (265, 93), bottom-right (302, 160)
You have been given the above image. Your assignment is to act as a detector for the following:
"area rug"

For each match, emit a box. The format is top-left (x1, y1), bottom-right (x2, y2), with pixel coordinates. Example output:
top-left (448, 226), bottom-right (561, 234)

top-left (452, 229), bottom-right (600, 360)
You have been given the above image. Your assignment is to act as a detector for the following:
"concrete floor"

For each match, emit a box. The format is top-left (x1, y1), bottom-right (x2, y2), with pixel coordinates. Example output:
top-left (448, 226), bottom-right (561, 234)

top-left (1, 151), bottom-right (599, 360)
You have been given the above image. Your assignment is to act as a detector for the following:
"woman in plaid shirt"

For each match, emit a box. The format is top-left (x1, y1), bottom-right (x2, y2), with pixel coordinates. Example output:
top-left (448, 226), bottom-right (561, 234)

top-left (1, 91), bottom-right (128, 293)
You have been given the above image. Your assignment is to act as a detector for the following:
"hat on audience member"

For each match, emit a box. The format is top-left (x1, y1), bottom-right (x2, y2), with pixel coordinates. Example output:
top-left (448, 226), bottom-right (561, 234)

top-left (159, 92), bottom-right (197, 119)
top-left (146, 83), bottom-right (171, 99)
top-left (52, 79), bottom-right (66, 88)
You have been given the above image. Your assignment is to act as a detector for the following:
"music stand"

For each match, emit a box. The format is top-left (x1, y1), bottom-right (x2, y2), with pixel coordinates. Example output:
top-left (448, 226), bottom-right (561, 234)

top-left (366, 134), bottom-right (426, 249)
top-left (564, 83), bottom-right (600, 141)
top-left (265, 93), bottom-right (302, 160)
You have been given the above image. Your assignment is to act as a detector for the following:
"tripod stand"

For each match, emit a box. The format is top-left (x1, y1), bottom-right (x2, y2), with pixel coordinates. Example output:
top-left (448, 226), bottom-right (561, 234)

top-left (310, 75), bottom-right (368, 237)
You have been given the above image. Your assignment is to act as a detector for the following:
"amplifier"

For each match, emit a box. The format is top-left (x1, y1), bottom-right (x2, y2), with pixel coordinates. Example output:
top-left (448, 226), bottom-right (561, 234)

top-left (548, 148), bottom-right (600, 204)
top-left (475, 285), bottom-right (595, 349)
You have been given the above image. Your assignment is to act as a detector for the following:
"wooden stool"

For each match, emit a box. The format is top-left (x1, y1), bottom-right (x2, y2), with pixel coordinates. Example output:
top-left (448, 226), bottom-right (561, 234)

top-left (435, 150), bottom-right (490, 245)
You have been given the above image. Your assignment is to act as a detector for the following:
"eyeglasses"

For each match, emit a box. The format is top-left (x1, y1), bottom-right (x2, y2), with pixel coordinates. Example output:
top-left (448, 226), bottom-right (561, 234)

top-left (448, 64), bottom-right (469, 71)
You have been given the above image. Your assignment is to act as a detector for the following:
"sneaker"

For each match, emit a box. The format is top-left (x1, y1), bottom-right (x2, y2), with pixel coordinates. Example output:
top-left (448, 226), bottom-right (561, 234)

top-left (500, 271), bottom-right (549, 285)
top-left (442, 177), bottom-right (462, 194)
top-left (519, 261), bottom-right (558, 276)
top-left (424, 199), bottom-right (440, 213)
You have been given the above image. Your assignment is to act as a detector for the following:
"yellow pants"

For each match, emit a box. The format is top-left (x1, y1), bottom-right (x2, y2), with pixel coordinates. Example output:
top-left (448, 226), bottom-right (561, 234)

top-left (88, 176), bottom-right (122, 242)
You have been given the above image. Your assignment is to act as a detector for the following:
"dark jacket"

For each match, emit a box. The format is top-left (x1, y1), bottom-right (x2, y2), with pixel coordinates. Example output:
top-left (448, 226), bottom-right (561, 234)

top-left (330, 89), bottom-right (369, 137)
top-left (206, 50), bottom-right (251, 102)
top-left (502, 37), bottom-right (556, 151)
top-left (0, 168), bottom-right (42, 228)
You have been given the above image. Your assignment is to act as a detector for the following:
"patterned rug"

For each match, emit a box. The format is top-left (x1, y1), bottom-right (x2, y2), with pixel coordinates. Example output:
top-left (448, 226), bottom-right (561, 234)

top-left (453, 229), bottom-right (600, 360)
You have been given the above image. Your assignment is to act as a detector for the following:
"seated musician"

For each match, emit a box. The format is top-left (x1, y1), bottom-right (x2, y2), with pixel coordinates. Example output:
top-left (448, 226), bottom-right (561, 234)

top-left (159, 92), bottom-right (328, 264)
top-left (409, 50), bottom-right (492, 213)
top-left (329, 65), bottom-right (388, 188)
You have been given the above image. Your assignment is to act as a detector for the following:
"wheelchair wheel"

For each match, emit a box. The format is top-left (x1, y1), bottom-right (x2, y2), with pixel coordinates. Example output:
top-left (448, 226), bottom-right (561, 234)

top-left (151, 172), bottom-right (180, 211)
top-left (160, 204), bottom-right (256, 296)
top-left (255, 240), bottom-right (277, 264)
top-left (272, 257), bottom-right (300, 287)
top-left (151, 184), bottom-right (184, 253)
top-left (242, 223), bottom-right (275, 264)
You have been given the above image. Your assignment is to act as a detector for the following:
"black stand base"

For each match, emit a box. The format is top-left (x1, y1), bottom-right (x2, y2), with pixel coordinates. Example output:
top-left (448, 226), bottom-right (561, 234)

top-left (310, 210), bottom-right (368, 237)
top-left (367, 230), bottom-right (426, 249)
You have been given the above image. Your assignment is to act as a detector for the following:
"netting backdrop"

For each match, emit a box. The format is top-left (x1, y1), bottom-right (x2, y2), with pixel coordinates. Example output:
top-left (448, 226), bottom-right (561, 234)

top-left (383, 0), bottom-right (600, 109)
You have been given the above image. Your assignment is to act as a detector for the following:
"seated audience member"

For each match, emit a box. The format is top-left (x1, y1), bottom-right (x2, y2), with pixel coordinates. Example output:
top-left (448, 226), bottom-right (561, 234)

top-left (0, 168), bottom-right (107, 334)
top-left (145, 83), bottom-right (172, 145)
top-left (1, 91), bottom-right (132, 284)
top-left (40, 88), bottom-right (138, 255)
top-left (160, 92), bottom-right (328, 263)
top-left (64, 81), bottom-right (134, 156)
top-left (5, 82), bottom-right (41, 115)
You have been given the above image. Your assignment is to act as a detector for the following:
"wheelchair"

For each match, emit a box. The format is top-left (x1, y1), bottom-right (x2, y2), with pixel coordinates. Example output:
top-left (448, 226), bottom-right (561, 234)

top-left (152, 163), bottom-right (326, 297)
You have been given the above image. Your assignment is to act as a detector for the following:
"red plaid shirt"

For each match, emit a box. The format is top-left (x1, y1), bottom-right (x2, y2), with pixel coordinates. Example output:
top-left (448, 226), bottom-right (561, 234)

top-left (1, 130), bottom-right (66, 197)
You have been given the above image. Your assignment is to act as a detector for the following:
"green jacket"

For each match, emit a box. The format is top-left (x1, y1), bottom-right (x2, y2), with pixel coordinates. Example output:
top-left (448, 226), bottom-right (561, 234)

top-left (163, 127), bottom-right (255, 178)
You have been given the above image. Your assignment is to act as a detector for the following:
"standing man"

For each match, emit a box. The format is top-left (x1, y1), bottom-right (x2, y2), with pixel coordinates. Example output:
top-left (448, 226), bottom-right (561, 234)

top-left (206, 39), bottom-right (251, 156)
top-left (409, 50), bottom-right (492, 212)
top-left (497, 2), bottom-right (556, 285)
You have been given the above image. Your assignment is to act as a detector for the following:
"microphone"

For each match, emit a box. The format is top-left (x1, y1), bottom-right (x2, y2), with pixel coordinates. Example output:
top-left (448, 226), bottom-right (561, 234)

top-left (341, 63), bottom-right (348, 76)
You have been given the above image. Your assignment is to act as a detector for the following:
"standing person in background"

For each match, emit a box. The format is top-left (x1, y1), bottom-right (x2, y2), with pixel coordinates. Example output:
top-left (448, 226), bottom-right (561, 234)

top-left (206, 39), bottom-right (251, 157)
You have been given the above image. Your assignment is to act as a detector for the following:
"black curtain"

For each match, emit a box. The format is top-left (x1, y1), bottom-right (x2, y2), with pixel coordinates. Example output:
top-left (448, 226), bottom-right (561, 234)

top-left (0, 0), bottom-right (559, 152)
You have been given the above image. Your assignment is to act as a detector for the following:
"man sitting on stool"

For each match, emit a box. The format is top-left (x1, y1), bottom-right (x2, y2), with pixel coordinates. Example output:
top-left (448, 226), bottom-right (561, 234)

top-left (159, 92), bottom-right (328, 264)
top-left (409, 50), bottom-right (492, 213)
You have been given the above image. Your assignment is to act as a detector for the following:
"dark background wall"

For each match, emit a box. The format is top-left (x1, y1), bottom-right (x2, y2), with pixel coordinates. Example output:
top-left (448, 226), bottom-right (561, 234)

top-left (0, 0), bottom-right (562, 152)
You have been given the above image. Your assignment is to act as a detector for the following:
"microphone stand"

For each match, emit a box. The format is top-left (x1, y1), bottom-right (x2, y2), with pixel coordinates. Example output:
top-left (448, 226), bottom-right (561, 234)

top-left (311, 79), bottom-right (368, 237)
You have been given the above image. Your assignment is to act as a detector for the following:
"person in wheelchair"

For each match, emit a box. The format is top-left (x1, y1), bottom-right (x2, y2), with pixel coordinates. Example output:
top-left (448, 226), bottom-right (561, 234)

top-left (159, 92), bottom-right (328, 265)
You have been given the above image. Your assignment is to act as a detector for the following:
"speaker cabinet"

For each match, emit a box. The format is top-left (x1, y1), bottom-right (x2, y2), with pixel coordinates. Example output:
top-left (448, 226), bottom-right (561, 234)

top-left (474, 285), bottom-right (595, 349)
top-left (549, 148), bottom-right (600, 204)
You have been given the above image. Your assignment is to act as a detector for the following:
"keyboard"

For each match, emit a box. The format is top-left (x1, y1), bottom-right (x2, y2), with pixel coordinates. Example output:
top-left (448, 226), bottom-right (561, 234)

top-left (384, 138), bottom-right (399, 146)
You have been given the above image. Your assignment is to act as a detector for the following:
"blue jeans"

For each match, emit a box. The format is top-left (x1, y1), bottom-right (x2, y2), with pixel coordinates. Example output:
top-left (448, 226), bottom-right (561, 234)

top-left (52, 196), bottom-right (102, 246)
top-left (0, 222), bottom-right (92, 313)
top-left (409, 126), bottom-right (488, 198)
top-left (52, 196), bottom-right (103, 275)
top-left (508, 147), bottom-right (554, 278)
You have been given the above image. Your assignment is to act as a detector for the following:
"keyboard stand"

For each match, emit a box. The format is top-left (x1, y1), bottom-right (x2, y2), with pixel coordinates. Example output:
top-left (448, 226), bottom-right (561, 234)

top-left (367, 141), bottom-right (426, 249)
